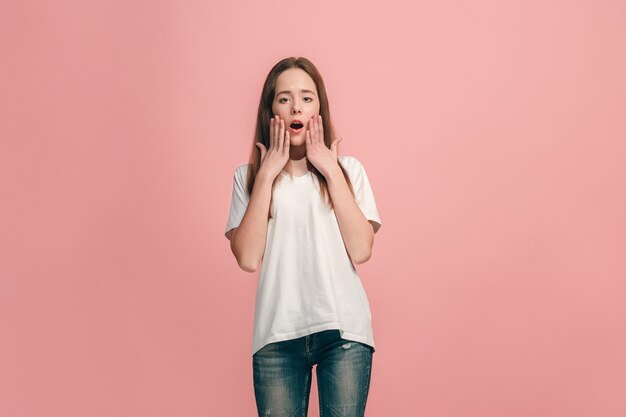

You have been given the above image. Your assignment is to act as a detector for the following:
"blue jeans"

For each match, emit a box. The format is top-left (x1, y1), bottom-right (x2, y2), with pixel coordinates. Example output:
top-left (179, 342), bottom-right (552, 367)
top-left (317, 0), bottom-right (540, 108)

top-left (252, 329), bottom-right (374, 417)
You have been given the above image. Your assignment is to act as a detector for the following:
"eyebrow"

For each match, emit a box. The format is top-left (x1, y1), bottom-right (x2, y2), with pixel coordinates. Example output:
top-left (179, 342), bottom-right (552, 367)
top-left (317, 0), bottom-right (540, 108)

top-left (276, 89), bottom-right (317, 96)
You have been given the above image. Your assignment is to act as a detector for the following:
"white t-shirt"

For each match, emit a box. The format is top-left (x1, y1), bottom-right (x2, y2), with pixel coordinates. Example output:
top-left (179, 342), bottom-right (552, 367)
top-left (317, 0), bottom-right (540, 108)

top-left (225, 155), bottom-right (382, 356)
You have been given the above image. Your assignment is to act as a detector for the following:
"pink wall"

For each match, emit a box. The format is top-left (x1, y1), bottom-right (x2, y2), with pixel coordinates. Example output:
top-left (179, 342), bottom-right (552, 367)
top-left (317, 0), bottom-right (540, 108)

top-left (1, 0), bottom-right (625, 416)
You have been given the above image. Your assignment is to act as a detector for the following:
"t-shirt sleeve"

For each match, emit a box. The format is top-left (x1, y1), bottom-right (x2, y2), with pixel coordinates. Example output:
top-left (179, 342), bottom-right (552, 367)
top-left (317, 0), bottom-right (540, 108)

top-left (225, 165), bottom-right (250, 240)
top-left (344, 157), bottom-right (382, 234)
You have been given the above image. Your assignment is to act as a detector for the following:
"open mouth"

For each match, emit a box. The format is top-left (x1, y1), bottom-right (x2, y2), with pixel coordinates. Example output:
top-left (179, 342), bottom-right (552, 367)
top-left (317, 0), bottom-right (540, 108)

top-left (289, 120), bottom-right (304, 133)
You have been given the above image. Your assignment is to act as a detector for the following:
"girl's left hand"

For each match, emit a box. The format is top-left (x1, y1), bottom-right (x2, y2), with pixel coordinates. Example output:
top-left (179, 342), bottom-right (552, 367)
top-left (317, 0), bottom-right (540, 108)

top-left (305, 115), bottom-right (343, 178)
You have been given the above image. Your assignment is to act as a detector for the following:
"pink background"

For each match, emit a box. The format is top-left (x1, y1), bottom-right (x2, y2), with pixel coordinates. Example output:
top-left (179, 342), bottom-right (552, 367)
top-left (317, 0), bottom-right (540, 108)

top-left (2, 0), bottom-right (625, 416)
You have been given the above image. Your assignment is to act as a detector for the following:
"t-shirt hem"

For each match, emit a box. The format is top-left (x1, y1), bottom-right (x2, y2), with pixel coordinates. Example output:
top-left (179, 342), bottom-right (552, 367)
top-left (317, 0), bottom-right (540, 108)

top-left (337, 330), bottom-right (376, 353)
top-left (252, 322), bottom-right (375, 356)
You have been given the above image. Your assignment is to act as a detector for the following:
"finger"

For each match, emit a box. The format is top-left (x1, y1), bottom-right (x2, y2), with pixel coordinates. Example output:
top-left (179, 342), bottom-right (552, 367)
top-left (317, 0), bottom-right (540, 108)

top-left (279, 118), bottom-right (285, 151)
top-left (310, 117), bottom-right (318, 144)
top-left (313, 115), bottom-right (318, 142)
top-left (256, 142), bottom-right (266, 161)
top-left (269, 118), bottom-right (275, 150)
top-left (318, 115), bottom-right (324, 145)
top-left (272, 115), bottom-right (280, 150)
top-left (278, 121), bottom-right (284, 153)
top-left (272, 116), bottom-right (279, 150)
top-left (306, 129), bottom-right (311, 148)
top-left (330, 137), bottom-right (342, 152)
top-left (268, 115), bottom-right (280, 152)
top-left (307, 119), bottom-right (314, 145)
top-left (315, 115), bottom-right (322, 144)
top-left (283, 130), bottom-right (290, 155)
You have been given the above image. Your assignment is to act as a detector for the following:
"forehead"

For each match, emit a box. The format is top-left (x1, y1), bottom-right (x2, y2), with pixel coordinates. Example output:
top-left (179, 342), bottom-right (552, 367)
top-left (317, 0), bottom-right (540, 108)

top-left (275, 68), bottom-right (317, 94)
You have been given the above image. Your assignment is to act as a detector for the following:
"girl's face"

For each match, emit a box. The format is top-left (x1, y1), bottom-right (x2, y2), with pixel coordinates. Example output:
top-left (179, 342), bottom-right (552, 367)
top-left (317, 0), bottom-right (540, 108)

top-left (272, 68), bottom-right (321, 146)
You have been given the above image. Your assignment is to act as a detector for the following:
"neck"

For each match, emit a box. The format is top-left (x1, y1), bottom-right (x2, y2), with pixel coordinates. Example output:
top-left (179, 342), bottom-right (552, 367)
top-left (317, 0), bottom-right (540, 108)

top-left (289, 143), bottom-right (306, 160)
top-left (286, 144), bottom-right (311, 174)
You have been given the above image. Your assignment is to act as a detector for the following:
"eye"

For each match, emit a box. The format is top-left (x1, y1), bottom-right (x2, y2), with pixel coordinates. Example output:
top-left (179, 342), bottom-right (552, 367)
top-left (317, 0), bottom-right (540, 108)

top-left (278, 96), bottom-right (313, 103)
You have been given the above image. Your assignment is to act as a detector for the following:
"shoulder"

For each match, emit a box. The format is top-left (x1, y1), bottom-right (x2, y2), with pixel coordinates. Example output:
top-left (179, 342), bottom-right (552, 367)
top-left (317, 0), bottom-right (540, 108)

top-left (234, 163), bottom-right (250, 177)
top-left (231, 163), bottom-right (251, 189)
top-left (235, 162), bottom-right (250, 172)
top-left (337, 155), bottom-right (364, 174)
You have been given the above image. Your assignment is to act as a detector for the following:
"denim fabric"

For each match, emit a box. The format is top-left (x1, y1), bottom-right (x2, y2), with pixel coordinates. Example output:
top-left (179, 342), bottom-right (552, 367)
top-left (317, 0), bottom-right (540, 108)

top-left (252, 329), bottom-right (373, 417)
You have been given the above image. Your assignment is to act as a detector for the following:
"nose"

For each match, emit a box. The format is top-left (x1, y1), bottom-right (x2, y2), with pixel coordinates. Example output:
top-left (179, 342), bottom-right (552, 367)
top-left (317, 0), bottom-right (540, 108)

top-left (291, 105), bottom-right (301, 115)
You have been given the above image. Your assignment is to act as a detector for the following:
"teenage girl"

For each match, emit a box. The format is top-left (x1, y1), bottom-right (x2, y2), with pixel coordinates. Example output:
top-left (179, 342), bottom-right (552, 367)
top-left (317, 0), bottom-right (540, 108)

top-left (225, 56), bottom-right (382, 417)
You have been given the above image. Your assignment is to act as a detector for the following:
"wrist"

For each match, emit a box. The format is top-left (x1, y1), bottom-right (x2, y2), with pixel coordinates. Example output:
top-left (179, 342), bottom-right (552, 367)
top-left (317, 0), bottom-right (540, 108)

top-left (323, 163), bottom-right (343, 183)
top-left (255, 169), bottom-right (276, 186)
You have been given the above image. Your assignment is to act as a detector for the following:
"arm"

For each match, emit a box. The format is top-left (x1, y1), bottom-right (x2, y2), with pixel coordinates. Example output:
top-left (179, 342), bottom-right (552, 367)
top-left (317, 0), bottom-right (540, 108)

top-left (229, 172), bottom-right (274, 272)
top-left (325, 165), bottom-right (375, 264)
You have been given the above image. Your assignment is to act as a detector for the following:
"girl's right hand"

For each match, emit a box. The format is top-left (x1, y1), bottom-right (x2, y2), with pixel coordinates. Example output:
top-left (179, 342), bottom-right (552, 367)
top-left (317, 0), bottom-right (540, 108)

top-left (256, 115), bottom-right (290, 180)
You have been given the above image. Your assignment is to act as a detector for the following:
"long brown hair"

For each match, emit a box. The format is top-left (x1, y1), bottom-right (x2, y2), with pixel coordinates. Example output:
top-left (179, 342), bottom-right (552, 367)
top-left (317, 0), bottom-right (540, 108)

top-left (245, 57), bottom-right (354, 212)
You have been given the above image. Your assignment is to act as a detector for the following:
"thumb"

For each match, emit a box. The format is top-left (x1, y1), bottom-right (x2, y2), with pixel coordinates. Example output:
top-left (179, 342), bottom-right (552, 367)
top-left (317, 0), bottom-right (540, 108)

top-left (256, 142), bottom-right (266, 159)
top-left (330, 137), bottom-right (343, 152)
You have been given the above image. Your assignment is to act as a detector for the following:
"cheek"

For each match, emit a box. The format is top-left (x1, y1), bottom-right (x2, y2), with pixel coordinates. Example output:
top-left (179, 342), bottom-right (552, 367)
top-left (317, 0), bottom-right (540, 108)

top-left (271, 102), bottom-right (283, 115)
top-left (272, 107), bottom-right (288, 117)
